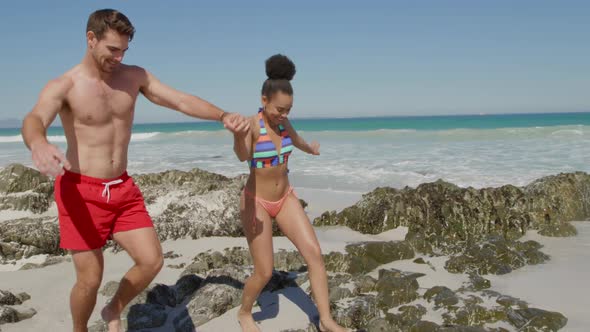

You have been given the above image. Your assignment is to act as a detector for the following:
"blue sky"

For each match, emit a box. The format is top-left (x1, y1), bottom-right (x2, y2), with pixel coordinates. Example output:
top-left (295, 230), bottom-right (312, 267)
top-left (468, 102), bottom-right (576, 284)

top-left (0, 0), bottom-right (588, 123)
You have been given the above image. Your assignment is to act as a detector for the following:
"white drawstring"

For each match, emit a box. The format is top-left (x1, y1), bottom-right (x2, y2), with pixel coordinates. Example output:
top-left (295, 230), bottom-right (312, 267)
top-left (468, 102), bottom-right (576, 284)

top-left (101, 179), bottom-right (124, 203)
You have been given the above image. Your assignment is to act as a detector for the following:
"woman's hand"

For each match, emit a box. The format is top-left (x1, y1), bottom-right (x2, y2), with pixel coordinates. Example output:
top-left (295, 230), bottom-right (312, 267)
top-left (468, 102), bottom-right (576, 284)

top-left (309, 141), bottom-right (320, 155)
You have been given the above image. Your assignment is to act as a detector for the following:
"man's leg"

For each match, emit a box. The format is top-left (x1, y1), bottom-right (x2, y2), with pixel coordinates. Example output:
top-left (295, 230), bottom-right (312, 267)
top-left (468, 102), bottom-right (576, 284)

top-left (101, 227), bottom-right (163, 330)
top-left (71, 249), bottom-right (104, 332)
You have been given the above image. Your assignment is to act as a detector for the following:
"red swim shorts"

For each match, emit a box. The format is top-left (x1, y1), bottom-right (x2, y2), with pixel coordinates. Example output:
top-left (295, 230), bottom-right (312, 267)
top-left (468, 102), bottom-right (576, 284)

top-left (54, 170), bottom-right (153, 250)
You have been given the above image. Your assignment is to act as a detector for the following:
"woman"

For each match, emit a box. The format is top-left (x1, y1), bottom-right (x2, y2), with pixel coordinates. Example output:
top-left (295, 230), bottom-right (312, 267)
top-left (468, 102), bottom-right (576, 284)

top-left (232, 54), bottom-right (347, 332)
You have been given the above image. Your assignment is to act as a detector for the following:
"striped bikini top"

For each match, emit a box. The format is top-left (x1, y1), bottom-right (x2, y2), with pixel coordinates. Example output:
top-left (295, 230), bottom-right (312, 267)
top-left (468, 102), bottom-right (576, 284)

top-left (250, 109), bottom-right (294, 169)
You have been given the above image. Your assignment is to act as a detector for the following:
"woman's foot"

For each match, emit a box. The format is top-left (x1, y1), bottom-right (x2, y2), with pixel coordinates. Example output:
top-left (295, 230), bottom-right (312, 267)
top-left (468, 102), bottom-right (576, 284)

top-left (319, 318), bottom-right (349, 332)
top-left (237, 310), bottom-right (261, 332)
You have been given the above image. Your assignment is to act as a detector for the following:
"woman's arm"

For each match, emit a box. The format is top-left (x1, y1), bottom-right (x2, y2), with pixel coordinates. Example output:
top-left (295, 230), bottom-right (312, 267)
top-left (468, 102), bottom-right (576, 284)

top-left (283, 119), bottom-right (320, 155)
top-left (234, 116), bottom-right (255, 162)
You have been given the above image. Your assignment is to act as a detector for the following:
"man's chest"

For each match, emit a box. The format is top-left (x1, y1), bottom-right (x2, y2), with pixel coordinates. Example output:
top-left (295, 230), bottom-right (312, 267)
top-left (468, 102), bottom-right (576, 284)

top-left (66, 79), bottom-right (139, 125)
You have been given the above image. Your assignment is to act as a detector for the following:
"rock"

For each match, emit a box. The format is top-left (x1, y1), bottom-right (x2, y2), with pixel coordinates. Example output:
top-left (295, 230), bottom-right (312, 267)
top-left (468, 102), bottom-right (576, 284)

top-left (366, 317), bottom-right (399, 332)
top-left (524, 172), bottom-right (590, 224)
top-left (167, 263), bottom-right (186, 269)
top-left (134, 169), bottom-right (248, 240)
top-left (182, 265), bottom-right (245, 326)
top-left (19, 255), bottom-right (68, 270)
top-left (0, 290), bottom-right (21, 305)
top-left (0, 165), bottom-right (577, 331)
top-left (329, 286), bottom-right (353, 303)
top-left (424, 286), bottom-right (459, 307)
top-left (462, 295), bottom-right (484, 306)
top-left (0, 164), bottom-right (51, 194)
top-left (353, 275), bottom-right (378, 294)
top-left (442, 303), bottom-right (506, 327)
top-left (332, 294), bottom-right (380, 329)
top-left (0, 306), bottom-right (19, 324)
top-left (314, 173), bottom-right (590, 244)
top-left (280, 323), bottom-right (319, 332)
top-left (0, 166), bottom-right (253, 263)
top-left (439, 327), bottom-right (488, 332)
top-left (299, 198), bottom-right (308, 209)
top-left (14, 308), bottom-right (37, 322)
top-left (162, 251), bottom-right (181, 259)
top-left (409, 321), bottom-right (441, 332)
top-left (375, 269), bottom-right (423, 309)
top-left (445, 235), bottom-right (549, 275)
top-left (15, 293), bottom-right (30, 303)
top-left (324, 241), bottom-right (414, 275)
top-left (495, 295), bottom-right (528, 309)
top-left (386, 304), bottom-right (427, 330)
top-left (0, 164), bottom-right (53, 213)
top-left (294, 272), bottom-right (309, 286)
top-left (325, 273), bottom-right (380, 305)
top-left (413, 257), bottom-right (427, 264)
top-left (0, 217), bottom-right (63, 261)
top-left (466, 273), bottom-right (491, 291)
top-left (180, 247), bottom-right (307, 278)
top-left (0, 305), bottom-right (36, 324)
top-left (273, 249), bottom-right (307, 272)
top-left (507, 308), bottom-right (568, 331)
top-left (538, 222), bottom-right (578, 237)
top-left (94, 252), bottom-right (569, 332)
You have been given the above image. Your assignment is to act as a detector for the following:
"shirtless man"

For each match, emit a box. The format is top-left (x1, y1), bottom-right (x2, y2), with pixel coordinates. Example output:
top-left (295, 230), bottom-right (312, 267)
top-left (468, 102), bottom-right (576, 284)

top-left (21, 9), bottom-right (249, 332)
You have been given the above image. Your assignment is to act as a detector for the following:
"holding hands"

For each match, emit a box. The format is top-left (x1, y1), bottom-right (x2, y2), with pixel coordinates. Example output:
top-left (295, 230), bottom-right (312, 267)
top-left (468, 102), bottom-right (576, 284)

top-left (222, 112), bottom-right (250, 136)
top-left (309, 141), bottom-right (320, 155)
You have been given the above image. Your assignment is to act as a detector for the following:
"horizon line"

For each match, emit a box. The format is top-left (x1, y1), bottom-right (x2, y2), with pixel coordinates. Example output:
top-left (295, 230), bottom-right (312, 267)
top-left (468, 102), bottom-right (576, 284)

top-left (0, 110), bottom-right (587, 128)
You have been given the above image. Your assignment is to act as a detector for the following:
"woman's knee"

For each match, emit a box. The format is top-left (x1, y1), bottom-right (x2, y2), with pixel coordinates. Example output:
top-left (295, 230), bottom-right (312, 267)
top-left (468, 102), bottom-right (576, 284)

top-left (302, 243), bottom-right (323, 263)
top-left (253, 266), bottom-right (274, 282)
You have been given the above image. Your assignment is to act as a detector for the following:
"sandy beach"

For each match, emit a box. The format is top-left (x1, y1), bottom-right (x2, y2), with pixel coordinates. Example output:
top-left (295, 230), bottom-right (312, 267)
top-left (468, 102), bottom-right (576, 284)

top-left (1, 183), bottom-right (589, 331)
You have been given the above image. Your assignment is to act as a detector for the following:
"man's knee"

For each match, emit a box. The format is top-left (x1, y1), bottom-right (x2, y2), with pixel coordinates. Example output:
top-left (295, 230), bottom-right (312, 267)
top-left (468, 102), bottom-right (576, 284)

top-left (75, 275), bottom-right (102, 294)
top-left (138, 250), bottom-right (164, 274)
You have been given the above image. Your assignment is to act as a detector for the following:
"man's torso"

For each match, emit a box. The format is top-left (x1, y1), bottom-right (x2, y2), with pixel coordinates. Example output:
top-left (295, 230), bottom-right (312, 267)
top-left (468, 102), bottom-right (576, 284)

top-left (59, 64), bottom-right (144, 178)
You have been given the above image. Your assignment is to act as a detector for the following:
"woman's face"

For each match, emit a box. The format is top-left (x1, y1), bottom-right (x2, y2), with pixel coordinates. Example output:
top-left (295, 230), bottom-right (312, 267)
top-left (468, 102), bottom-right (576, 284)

top-left (262, 91), bottom-right (293, 126)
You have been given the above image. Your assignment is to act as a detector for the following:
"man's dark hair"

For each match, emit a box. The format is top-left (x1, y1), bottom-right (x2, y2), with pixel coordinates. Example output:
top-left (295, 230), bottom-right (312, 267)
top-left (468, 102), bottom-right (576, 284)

top-left (87, 9), bottom-right (135, 41)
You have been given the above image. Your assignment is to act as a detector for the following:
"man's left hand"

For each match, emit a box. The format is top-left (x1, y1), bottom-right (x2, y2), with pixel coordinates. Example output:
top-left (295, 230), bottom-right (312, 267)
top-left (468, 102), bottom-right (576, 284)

top-left (223, 113), bottom-right (250, 135)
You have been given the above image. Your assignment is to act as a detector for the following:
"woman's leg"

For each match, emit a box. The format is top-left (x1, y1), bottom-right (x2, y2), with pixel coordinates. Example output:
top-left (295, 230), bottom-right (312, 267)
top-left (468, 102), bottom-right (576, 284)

top-left (275, 193), bottom-right (347, 332)
top-left (238, 191), bottom-right (275, 332)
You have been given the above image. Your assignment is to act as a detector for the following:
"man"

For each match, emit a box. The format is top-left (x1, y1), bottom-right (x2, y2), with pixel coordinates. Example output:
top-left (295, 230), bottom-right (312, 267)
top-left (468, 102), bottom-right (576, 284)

top-left (21, 9), bottom-right (250, 332)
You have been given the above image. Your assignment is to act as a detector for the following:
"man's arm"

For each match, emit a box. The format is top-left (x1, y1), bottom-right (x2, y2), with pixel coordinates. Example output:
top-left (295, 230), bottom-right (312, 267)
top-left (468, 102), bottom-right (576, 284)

top-left (138, 68), bottom-right (236, 124)
top-left (21, 77), bottom-right (72, 176)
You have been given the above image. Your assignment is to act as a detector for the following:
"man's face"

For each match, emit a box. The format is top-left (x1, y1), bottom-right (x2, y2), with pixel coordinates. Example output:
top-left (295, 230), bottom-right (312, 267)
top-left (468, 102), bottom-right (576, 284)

top-left (88, 29), bottom-right (129, 73)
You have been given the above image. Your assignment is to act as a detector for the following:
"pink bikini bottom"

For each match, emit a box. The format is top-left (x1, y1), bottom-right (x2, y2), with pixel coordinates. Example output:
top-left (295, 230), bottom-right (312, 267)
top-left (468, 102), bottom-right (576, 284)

top-left (243, 186), bottom-right (296, 218)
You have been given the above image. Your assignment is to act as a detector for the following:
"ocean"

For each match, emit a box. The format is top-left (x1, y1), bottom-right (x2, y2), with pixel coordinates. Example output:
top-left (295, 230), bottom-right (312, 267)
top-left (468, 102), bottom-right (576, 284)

top-left (1, 112), bottom-right (589, 192)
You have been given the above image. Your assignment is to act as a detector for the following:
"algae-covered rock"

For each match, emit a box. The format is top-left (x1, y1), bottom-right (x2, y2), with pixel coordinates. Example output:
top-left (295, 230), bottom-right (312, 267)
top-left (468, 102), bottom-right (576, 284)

top-left (315, 173), bottom-right (590, 245)
top-left (324, 241), bottom-right (414, 275)
top-left (375, 269), bottom-right (423, 309)
top-left (538, 222), bottom-right (578, 237)
top-left (445, 235), bottom-right (549, 275)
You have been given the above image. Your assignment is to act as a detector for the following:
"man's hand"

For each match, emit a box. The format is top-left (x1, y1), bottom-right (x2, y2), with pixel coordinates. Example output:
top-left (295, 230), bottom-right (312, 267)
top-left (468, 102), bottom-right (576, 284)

top-left (31, 141), bottom-right (71, 177)
top-left (309, 141), bottom-right (320, 155)
top-left (223, 113), bottom-right (250, 136)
